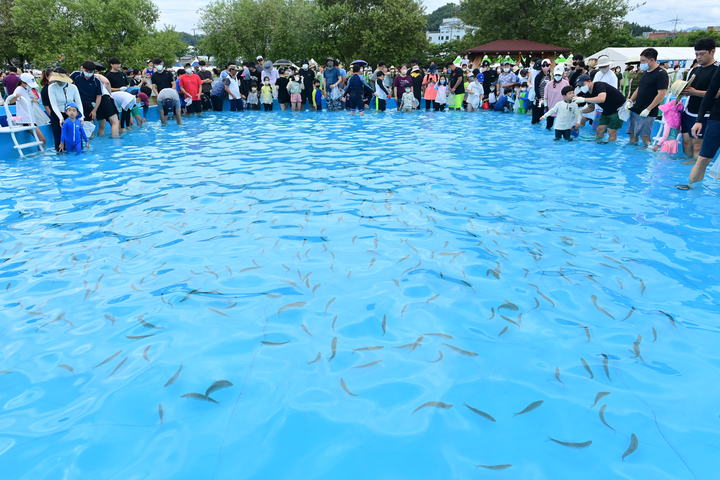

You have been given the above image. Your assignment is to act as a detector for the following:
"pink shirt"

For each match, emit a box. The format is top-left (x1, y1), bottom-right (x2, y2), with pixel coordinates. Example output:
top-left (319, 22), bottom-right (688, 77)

top-left (544, 79), bottom-right (569, 116)
top-left (422, 74), bottom-right (439, 100)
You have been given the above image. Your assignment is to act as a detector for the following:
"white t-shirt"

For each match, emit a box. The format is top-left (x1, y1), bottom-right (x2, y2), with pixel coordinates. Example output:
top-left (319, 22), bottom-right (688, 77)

top-left (13, 85), bottom-right (34, 123)
top-left (111, 91), bottom-right (136, 111)
top-left (593, 69), bottom-right (618, 89)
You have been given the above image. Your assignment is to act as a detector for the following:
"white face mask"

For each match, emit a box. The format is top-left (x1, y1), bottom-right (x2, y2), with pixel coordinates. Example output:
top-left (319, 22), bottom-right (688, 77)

top-left (302, 64), bottom-right (308, 70)
top-left (580, 85), bottom-right (590, 94)
top-left (503, 67), bottom-right (510, 72)
top-left (554, 75), bottom-right (562, 81)
top-left (83, 71), bottom-right (94, 78)
top-left (400, 69), bottom-right (407, 75)
top-left (264, 81), bottom-right (269, 85)
top-left (156, 65), bottom-right (164, 72)
top-left (639, 63), bottom-right (650, 71)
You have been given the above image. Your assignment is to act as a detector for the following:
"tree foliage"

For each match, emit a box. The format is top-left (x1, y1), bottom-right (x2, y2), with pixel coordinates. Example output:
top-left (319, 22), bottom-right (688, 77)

top-left (426, 3), bottom-right (461, 31)
top-left (459, 0), bottom-right (632, 54)
top-left (10, 0), bottom-right (187, 68)
top-left (0, 0), bottom-right (19, 65)
top-left (199, 0), bottom-right (428, 66)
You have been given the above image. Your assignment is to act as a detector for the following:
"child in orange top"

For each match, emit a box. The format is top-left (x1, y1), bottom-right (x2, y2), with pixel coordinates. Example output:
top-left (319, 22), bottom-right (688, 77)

top-left (422, 67), bottom-right (439, 110)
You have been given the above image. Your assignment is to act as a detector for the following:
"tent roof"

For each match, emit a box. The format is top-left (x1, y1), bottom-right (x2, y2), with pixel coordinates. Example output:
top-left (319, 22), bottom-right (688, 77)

top-left (588, 47), bottom-right (696, 62)
top-left (466, 39), bottom-right (571, 55)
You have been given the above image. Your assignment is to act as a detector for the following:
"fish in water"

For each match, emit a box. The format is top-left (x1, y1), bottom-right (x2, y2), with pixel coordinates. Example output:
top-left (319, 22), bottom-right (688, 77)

top-left (580, 358), bottom-right (594, 378)
top-left (487, 308), bottom-right (495, 320)
top-left (429, 351), bottom-right (444, 363)
top-left (307, 352), bottom-right (321, 364)
top-left (592, 391), bottom-right (610, 408)
top-left (353, 346), bottom-right (384, 352)
top-left (600, 354), bottom-right (611, 380)
top-left (340, 378), bottom-right (358, 396)
top-left (205, 380), bottom-right (233, 397)
top-left (104, 314), bottom-right (117, 325)
top-left (591, 295), bottom-right (615, 320)
top-left (58, 364), bottom-right (74, 373)
top-left (181, 393), bottom-right (219, 404)
top-left (500, 315), bottom-right (518, 326)
top-left (549, 438), bottom-right (592, 448)
top-left (278, 302), bottom-right (306, 314)
top-left (498, 301), bottom-right (519, 311)
top-left (651, 327), bottom-right (657, 342)
top-left (413, 401), bottom-right (453, 414)
top-left (95, 350), bottom-right (122, 368)
top-left (424, 332), bottom-right (453, 339)
top-left (426, 294), bottom-right (440, 303)
top-left (143, 346), bottom-right (151, 362)
top-left (514, 400), bottom-right (543, 416)
top-left (486, 268), bottom-right (500, 279)
top-left (301, 324), bottom-right (312, 337)
top-left (622, 306), bottom-right (636, 321)
top-left (158, 403), bottom-right (164, 424)
top-left (208, 307), bottom-right (229, 317)
top-left (599, 404), bottom-right (614, 430)
top-left (164, 365), bottom-right (183, 387)
top-left (632, 335), bottom-right (644, 361)
top-left (442, 343), bottom-right (478, 357)
top-left (126, 334), bottom-right (156, 340)
top-left (381, 315), bottom-right (387, 335)
top-left (464, 403), bottom-right (496, 422)
top-left (477, 464), bottom-right (512, 470)
top-left (139, 317), bottom-right (162, 329)
top-left (554, 367), bottom-right (563, 385)
top-left (325, 297), bottom-right (336, 312)
top-left (658, 310), bottom-right (677, 327)
top-left (108, 357), bottom-right (128, 378)
top-left (353, 360), bottom-right (383, 369)
top-left (622, 433), bottom-right (638, 461)
top-left (498, 326), bottom-right (509, 336)
top-left (329, 337), bottom-right (338, 361)
top-left (583, 325), bottom-right (592, 342)
top-left (261, 340), bottom-right (289, 346)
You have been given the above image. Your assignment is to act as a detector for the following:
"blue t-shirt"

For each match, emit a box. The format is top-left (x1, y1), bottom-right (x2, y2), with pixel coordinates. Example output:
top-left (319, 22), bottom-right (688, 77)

top-left (323, 68), bottom-right (342, 89)
top-left (347, 74), bottom-right (364, 96)
top-left (70, 72), bottom-right (102, 104)
top-left (494, 95), bottom-right (508, 111)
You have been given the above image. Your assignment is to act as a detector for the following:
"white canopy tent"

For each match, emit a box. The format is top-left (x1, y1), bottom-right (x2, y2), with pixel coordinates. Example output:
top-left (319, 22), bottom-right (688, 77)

top-left (587, 47), bottom-right (696, 68)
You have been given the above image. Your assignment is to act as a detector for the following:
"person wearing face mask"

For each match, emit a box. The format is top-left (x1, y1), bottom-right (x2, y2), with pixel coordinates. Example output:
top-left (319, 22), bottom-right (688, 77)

top-left (299, 60), bottom-right (315, 107)
top-left (626, 48), bottom-right (669, 146)
top-left (260, 76), bottom-right (274, 110)
top-left (422, 65), bottom-right (439, 110)
top-left (196, 60), bottom-right (213, 110)
top-left (480, 60), bottom-right (497, 100)
top-left (151, 60), bottom-right (175, 97)
top-left (70, 61), bottom-right (103, 123)
top-left (323, 59), bottom-right (345, 111)
top-left (592, 55), bottom-right (618, 89)
top-left (543, 64), bottom-right (569, 130)
top-left (573, 74), bottom-right (626, 143)
top-left (106, 58), bottom-right (130, 92)
top-left (496, 61), bottom-right (519, 93)
top-left (276, 68), bottom-right (290, 110)
top-left (531, 60), bottom-right (551, 125)
top-left (46, 69), bottom-right (83, 151)
top-left (288, 73), bottom-right (304, 111)
top-left (433, 75), bottom-right (448, 111)
top-left (680, 38), bottom-right (718, 160)
top-left (393, 65), bottom-right (414, 110)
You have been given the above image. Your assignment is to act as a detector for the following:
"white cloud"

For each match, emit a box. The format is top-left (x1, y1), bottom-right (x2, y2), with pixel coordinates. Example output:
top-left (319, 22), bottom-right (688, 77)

top-left (155, 0), bottom-right (719, 36)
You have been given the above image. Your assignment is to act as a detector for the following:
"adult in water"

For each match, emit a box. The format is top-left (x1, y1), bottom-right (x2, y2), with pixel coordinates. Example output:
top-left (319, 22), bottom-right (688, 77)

top-left (574, 74), bottom-right (626, 143)
top-left (680, 38), bottom-right (718, 160)
top-left (677, 66), bottom-right (720, 190)
top-left (626, 48), bottom-right (669, 146)
top-left (447, 61), bottom-right (465, 110)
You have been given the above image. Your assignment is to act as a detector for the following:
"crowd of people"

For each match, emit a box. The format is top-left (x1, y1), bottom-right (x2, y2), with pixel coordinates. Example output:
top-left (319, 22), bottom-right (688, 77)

top-left (1, 39), bottom-right (719, 189)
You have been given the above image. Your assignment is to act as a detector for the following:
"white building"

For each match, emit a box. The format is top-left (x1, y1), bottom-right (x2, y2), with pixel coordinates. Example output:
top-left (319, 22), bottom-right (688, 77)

top-left (426, 18), bottom-right (478, 45)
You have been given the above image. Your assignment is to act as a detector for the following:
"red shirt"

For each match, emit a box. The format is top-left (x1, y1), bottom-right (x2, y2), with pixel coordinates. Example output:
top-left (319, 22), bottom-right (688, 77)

top-left (179, 73), bottom-right (202, 101)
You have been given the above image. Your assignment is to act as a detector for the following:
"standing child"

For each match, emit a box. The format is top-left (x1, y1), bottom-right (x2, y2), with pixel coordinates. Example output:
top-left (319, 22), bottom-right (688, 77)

top-left (374, 71), bottom-right (390, 111)
top-left (540, 85), bottom-right (582, 141)
top-left (247, 85), bottom-right (260, 110)
top-left (399, 86), bottom-right (418, 112)
top-left (288, 73), bottom-right (304, 111)
top-left (421, 67), bottom-right (439, 110)
top-left (311, 79), bottom-right (323, 111)
top-left (345, 64), bottom-right (366, 115)
top-left (260, 77), bottom-right (273, 111)
top-left (434, 76), bottom-right (448, 111)
top-left (59, 103), bottom-right (89, 153)
top-left (276, 68), bottom-right (290, 110)
top-left (465, 73), bottom-right (484, 112)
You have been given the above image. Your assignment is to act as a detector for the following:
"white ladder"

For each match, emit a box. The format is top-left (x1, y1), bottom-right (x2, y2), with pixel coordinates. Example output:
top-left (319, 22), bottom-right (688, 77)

top-left (1, 93), bottom-right (45, 157)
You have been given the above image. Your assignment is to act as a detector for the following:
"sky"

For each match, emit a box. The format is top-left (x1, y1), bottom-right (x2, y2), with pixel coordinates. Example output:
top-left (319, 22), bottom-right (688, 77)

top-left (156, 0), bottom-right (719, 36)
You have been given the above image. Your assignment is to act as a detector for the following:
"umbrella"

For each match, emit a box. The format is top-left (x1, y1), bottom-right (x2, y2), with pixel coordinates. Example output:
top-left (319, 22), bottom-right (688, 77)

top-left (351, 59), bottom-right (368, 66)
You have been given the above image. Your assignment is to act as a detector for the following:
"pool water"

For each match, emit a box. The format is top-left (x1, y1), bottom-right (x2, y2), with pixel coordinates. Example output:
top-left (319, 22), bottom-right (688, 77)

top-left (1, 110), bottom-right (719, 479)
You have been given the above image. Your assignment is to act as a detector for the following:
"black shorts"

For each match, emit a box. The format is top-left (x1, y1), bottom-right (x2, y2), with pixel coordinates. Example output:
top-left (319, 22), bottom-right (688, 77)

top-left (346, 94), bottom-right (364, 111)
top-left (96, 95), bottom-right (118, 121)
top-left (186, 101), bottom-right (202, 114)
top-left (681, 111), bottom-right (707, 138)
top-left (699, 119), bottom-right (720, 159)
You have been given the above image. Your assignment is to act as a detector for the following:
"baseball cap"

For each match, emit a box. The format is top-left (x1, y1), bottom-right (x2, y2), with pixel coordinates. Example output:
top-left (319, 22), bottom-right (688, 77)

top-left (19, 73), bottom-right (38, 89)
top-left (575, 74), bottom-right (591, 87)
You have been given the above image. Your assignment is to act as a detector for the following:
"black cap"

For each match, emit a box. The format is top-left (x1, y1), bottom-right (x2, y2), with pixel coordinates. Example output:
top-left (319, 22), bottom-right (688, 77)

top-left (81, 61), bottom-right (96, 71)
top-left (575, 74), bottom-right (591, 87)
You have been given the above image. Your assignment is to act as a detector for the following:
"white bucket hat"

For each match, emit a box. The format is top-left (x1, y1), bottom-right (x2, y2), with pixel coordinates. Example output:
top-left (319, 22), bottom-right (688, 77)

top-left (596, 55), bottom-right (612, 68)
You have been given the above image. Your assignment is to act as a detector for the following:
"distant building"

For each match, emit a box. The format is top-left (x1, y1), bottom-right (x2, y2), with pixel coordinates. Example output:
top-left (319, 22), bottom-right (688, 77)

top-left (643, 31), bottom-right (674, 40)
top-left (426, 17), bottom-right (478, 45)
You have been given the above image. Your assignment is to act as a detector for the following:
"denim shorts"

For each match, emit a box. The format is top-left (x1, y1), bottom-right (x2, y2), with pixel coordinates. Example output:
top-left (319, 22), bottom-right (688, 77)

top-left (627, 112), bottom-right (655, 138)
top-left (699, 119), bottom-right (720, 159)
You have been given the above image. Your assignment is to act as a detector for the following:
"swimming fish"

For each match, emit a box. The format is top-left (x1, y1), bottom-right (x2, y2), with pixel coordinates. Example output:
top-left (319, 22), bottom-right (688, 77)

top-left (261, 340), bottom-right (288, 346)
top-left (600, 354), bottom-right (611, 380)
top-left (592, 391), bottom-right (610, 408)
top-left (208, 307), bottom-right (229, 317)
top-left (328, 337), bottom-right (337, 361)
top-left (95, 350), bottom-right (122, 368)
top-left (632, 335), bottom-right (643, 361)
top-left (426, 294), bottom-right (440, 303)
top-left (397, 336), bottom-right (424, 352)
top-left (464, 403), bottom-right (496, 422)
top-left (164, 365), bottom-right (183, 387)
top-left (487, 308), bottom-right (495, 320)
top-left (514, 400), bottom-right (543, 416)
top-left (442, 343), bottom-right (478, 357)
top-left (498, 301), bottom-right (519, 311)
top-left (549, 438), bottom-right (592, 448)
top-left (581, 358), bottom-right (594, 379)
top-left (622, 433), bottom-right (638, 461)
top-left (651, 327), bottom-right (657, 342)
top-left (307, 352), bottom-right (321, 364)
top-left (498, 326), bottom-right (509, 336)
top-left (381, 315), bottom-right (387, 335)
top-left (353, 346), bottom-right (384, 352)
top-left (126, 334), bottom-right (156, 340)
top-left (554, 367), bottom-right (563, 384)
top-left (158, 403), bottom-right (164, 424)
top-left (325, 297), bottom-right (336, 312)
top-left (599, 404), bottom-right (614, 430)
top-left (500, 315), bottom-right (518, 326)
top-left (658, 310), bottom-right (677, 327)
top-left (181, 392), bottom-right (219, 404)
top-left (581, 325), bottom-right (592, 342)
top-left (413, 401), bottom-right (453, 414)
top-left (143, 346), bottom-right (151, 362)
top-left (591, 295), bottom-right (615, 320)
top-left (622, 306), bottom-right (636, 321)
top-left (529, 283), bottom-right (555, 307)
top-left (206, 380), bottom-right (233, 396)
top-left (486, 268), bottom-right (500, 279)
top-left (340, 378), bottom-right (358, 396)
top-left (424, 333), bottom-right (453, 339)
top-left (278, 302), bottom-right (306, 314)
top-left (353, 360), bottom-right (383, 369)
top-left (477, 464), bottom-right (511, 470)
top-left (429, 351), bottom-right (444, 363)
top-left (139, 317), bottom-right (162, 329)
top-left (532, 298), bottom-right (540, 310)
top-left (104, 314), bottom-right (117, 325)
top-left (108, 357), bottom-right (128, 378)
top-left (58, 364), bottom-right (74, 373)
top-left (639, 279), bottom-right (646, 294)
top-left (301, 324), bottom-right (312, 337)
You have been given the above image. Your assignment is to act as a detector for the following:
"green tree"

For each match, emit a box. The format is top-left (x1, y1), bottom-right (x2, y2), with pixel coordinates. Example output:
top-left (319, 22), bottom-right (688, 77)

top-left (459, 0), bottom-right (632, 55)
top-left (426, 3), bottom-right (461, 31)
top-left (0, 0), bottom-right (19, 65)
top-left (11, 0), bottom-right (187, 68)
